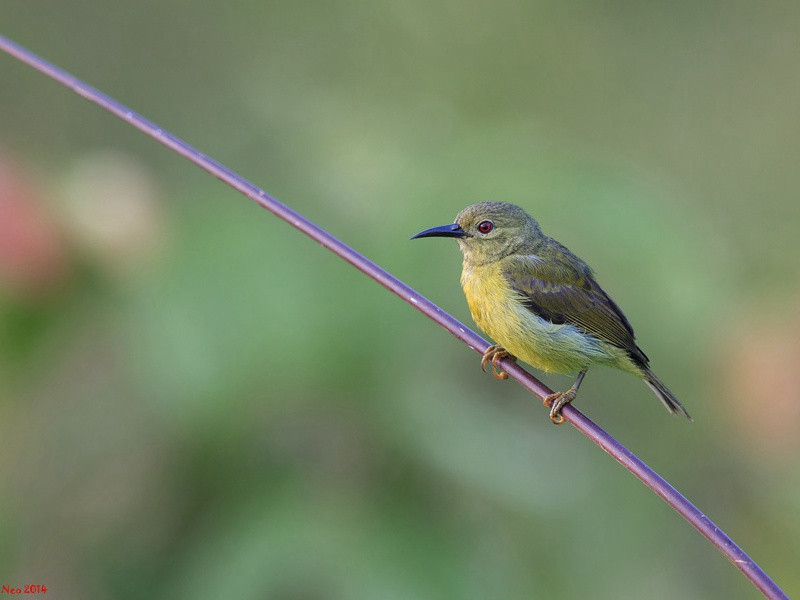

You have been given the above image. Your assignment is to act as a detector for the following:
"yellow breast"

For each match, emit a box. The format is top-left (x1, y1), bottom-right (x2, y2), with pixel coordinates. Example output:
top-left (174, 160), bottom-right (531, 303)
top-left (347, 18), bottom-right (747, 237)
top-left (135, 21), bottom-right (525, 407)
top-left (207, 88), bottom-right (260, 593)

top-left (460, 260), bottom-right (554, 367)
top-left (460, 262), bottom-right (513, 341)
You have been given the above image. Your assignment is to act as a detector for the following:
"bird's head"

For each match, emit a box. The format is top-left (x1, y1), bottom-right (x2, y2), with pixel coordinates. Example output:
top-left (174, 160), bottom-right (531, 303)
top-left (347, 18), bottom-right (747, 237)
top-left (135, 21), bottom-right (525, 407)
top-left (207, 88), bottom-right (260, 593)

top-left (411, 201), bottom-right (543, 264)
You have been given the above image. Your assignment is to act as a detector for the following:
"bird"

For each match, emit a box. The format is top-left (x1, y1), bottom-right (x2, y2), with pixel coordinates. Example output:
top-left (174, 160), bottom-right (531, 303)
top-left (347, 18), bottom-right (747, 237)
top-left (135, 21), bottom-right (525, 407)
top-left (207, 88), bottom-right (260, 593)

top-left (411, 201), bottom-right (690, 424)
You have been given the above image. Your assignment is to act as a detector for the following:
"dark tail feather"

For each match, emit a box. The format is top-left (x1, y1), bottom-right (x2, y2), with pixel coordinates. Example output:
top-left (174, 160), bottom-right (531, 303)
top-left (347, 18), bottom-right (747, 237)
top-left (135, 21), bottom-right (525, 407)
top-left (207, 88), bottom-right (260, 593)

top-left (643, 369), bottom-right (692, 421)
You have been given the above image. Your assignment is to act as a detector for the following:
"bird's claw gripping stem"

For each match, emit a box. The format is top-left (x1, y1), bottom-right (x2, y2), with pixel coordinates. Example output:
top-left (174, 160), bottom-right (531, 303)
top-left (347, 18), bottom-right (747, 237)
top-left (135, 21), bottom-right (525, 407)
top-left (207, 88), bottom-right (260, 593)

top-left (543, 390), bottom-right (575, 425)
top-left (543, 370), bottom-right (586, 425)
top-left (481, 345), bottom-right (515, 380)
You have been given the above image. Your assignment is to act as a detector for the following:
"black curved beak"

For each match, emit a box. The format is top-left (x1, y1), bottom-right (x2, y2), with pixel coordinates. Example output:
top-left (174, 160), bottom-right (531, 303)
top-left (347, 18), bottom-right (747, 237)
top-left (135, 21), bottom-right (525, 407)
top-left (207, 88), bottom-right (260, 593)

top-left (410, 223), bottom-right (467, 240)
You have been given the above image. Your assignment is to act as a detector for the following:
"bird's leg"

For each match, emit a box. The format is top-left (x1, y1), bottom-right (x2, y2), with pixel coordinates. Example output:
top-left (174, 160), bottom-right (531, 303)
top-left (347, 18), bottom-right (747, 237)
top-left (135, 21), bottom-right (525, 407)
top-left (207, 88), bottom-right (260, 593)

top-left (480, 345), bottom-right (516, 380)
top-left (544, 370), bottom-right (587, 425)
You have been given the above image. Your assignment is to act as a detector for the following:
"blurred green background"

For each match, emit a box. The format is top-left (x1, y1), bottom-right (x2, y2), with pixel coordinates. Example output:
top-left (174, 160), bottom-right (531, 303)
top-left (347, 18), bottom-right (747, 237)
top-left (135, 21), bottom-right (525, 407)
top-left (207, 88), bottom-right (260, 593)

top-left (2, 2), bottom-right (799, 598)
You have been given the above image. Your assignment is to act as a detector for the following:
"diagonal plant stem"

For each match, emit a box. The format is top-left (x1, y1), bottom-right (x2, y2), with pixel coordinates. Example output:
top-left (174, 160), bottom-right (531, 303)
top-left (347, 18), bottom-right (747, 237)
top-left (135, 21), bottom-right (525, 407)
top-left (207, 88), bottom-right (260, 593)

top-left (0, 34), bottom-right (789, 600)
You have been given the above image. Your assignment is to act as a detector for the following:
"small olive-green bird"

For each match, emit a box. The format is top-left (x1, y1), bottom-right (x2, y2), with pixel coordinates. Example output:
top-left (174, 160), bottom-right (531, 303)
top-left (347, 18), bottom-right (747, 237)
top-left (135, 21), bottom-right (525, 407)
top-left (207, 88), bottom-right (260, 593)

top-left (412, 201), bottom-right (690, 424)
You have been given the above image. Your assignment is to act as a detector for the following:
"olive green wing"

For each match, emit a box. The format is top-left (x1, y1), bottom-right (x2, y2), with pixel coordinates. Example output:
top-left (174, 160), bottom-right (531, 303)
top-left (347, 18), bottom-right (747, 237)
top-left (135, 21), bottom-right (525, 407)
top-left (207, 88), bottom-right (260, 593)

top-left (502, 246), bottom-right (649, 367)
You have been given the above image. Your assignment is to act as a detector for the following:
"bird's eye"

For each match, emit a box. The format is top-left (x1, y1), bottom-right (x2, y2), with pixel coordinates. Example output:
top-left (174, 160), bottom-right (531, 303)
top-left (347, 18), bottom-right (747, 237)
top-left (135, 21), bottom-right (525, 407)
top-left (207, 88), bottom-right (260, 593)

top-left (477, 220), bottom-right (493, 234)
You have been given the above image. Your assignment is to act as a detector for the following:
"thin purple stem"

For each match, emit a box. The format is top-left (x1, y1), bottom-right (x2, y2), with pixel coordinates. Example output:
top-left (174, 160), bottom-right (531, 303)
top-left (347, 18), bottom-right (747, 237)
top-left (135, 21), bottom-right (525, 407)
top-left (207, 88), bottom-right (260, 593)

top-left (0, 34), bottom-right (788, 600)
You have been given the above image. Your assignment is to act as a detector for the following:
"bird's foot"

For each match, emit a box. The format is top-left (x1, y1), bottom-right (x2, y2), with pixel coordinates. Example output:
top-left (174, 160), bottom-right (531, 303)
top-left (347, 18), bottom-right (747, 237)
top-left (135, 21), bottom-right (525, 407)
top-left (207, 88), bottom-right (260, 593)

top-left (480, 345), bottom-right (516, 380)
top-left (543, 387), bottom-right (579, 425)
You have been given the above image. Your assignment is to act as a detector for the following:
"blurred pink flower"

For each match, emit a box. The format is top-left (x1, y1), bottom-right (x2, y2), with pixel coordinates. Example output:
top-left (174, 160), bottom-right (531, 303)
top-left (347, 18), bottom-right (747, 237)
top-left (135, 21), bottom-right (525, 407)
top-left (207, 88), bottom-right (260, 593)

top-left (0, 151), bottom-right (69, 297)
top-left (718, 305), bottom-right (800, 461)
